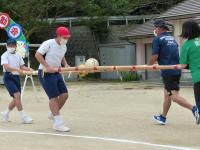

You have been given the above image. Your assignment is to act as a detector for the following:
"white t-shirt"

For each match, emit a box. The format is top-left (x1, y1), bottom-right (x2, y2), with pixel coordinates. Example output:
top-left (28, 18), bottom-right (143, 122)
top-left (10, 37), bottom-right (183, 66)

top-left (1, 51), bottom-right (25, 75)
top-left (37, 39), bottom-right (67, 69)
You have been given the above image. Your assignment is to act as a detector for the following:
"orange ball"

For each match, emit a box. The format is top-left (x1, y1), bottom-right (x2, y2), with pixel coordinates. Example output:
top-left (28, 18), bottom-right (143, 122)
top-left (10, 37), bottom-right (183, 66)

top-left (78, 64), bottom-right (88, 77)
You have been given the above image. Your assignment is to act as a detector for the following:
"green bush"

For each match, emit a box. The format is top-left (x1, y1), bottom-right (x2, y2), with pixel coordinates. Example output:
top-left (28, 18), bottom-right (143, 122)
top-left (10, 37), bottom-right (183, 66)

top-left (80, 72), bottom-right (101, 80)
top-left (120, 71), bottom-right (141, 82)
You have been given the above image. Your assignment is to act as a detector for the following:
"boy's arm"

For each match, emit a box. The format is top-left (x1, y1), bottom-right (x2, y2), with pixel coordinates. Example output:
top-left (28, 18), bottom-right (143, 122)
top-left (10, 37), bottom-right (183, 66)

top-left (149, 38), bottom-right (159, 65)
top-left (35, 52), bottom-right (57, 73)
top-left (61, 57), bottom-right (70, 67)
top-left (149, 55), bottom-right (158, 65)
top-left (3, 64), bottom-right (20, 73)
top-left (20, 65), bottom-right (33, 71)
top-left (35, 52), bottom-right (49, 68)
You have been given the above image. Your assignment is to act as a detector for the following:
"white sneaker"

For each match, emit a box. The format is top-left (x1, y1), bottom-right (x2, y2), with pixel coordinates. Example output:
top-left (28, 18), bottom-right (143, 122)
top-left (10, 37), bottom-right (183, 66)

top-left (53, 123), bottom-right (70, 132)
top-left (48, 112), bottom-right (54, 120)
top-left (1, 112), bottom-right (9, 122)
top-left (21, 115), bottom-right (33, 124)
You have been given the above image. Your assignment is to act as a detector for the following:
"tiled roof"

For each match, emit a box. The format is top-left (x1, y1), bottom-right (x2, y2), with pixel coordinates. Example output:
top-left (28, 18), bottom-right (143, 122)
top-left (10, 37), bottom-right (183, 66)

top-left (122, 0), bottom-right (200, 39)
top-left (161, 0), bottom-right (200, 19)
top-left (121, 20), bottom-right (154, 39)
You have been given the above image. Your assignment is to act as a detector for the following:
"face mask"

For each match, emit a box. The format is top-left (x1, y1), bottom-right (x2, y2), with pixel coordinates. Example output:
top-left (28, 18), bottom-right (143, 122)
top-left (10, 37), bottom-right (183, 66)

top-left (7, 47), bottom-right (16, 53)
top-left (60, 38), bottom-right (68, 45)
top-left (153, 30), bottom-right (157, 36)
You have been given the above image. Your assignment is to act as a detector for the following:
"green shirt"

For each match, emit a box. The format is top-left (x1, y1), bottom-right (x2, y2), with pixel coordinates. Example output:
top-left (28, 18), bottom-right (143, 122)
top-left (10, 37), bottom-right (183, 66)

top-left (180, 37), bottom-right (200, 83)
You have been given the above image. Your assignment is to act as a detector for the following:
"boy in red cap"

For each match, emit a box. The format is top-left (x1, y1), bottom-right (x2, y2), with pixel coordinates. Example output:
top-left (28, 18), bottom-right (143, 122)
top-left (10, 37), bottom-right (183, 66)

top-left (35, 26), bottom-right (71, 132)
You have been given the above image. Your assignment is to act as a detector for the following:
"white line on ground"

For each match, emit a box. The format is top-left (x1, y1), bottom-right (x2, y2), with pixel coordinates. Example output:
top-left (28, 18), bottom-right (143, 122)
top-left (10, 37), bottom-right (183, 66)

top-left (0, 130), bottom-right (198, 150)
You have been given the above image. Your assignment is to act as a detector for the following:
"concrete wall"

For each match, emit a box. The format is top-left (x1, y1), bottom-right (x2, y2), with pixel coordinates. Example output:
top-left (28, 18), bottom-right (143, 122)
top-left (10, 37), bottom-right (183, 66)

top-left (99, 43), bottom-right (135, 79)
top-left (170, 18), bottom-right (192, 46)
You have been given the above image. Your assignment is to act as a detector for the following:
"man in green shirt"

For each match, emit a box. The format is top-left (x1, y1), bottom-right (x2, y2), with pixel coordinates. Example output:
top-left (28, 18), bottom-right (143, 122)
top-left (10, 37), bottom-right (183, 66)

top-left (180, 19), bottom-right (200, 124)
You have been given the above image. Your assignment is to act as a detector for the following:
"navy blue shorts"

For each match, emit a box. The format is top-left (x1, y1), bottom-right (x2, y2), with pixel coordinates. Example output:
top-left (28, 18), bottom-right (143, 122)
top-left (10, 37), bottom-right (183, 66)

top-left (162, 75), bottom-right (181, 96)
top-left (3, 72), bottom-right (21, 97)
top-left (38, 70), bottom-right (68, 99)
top-left (194, 81), bottom-right (200, 113)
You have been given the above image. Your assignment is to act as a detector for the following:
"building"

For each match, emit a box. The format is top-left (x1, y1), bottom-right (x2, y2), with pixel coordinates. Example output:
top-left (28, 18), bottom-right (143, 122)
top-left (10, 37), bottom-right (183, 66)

top-left (122, 0), bottom-right (200, 81)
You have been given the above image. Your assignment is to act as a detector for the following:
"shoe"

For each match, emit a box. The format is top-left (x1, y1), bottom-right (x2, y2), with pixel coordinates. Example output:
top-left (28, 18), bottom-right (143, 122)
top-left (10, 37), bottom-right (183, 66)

top-left (53, 123), bottom-right (70, 132)
top-left (153, 115), bottom-right (166, 125)
top-left (48, 112), bottom-right (54, 120)
top-left (192, 106), bottom-right (200, 124)
top-left (1, 112), bottom-right (9, 122)
top-left (21, 115), bottom-right (33, 124)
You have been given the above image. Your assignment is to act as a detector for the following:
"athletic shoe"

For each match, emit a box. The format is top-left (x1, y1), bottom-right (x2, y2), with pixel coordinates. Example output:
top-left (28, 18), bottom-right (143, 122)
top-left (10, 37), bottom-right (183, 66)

top-left (48, 112), bottom-right (54, 120)
top-left (1, 112), bottom-right (9, 123)
top-left (153, 115), bottom-right (166, 125)
top-left (21, 115), bottom-right (33, 124)
top-left (192, 106), bottom-right (200, 124)
top-left (53, 123), bottom-right (70, 132)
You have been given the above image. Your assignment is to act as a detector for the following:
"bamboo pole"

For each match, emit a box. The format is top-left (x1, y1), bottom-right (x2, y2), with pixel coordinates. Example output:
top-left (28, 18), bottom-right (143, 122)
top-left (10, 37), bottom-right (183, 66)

top-left (51, 65), bottom-right (183, 74)
top-left (19, 64), bottom-right (184, 75)
top-left (21, 70), bottom-right (38, 75)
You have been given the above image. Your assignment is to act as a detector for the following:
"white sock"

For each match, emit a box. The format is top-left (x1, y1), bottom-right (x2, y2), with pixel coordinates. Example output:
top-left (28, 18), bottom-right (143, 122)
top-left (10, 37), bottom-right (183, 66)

top-left (4, 108), bottom-right (10, 114)
top-left (54, 115), bottom-right (63, 125)
top-left (19, 110), bottom-right (26, 118)
top-left (48, 112), bottom-right (53, 117)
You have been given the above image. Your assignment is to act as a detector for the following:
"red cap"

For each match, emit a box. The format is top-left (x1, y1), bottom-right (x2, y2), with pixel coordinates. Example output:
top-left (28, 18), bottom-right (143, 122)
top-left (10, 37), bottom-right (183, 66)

top-left (56, 26), bottom-right (71, 38)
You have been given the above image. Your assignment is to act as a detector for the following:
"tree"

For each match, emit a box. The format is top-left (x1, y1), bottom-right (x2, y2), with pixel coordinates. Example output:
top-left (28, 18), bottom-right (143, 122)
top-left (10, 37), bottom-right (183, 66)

top-left (0, 0), bottom-right (185, 40)
top-left (130, 0), bottom-right (184, 15)
top-left (0, 0), bottom-right (76, 39)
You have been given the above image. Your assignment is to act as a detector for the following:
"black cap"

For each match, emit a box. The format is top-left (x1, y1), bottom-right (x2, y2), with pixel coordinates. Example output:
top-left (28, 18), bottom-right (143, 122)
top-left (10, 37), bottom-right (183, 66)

top-left (6, 39), bottom-right (17, 45)
top-left (154, 19), bottom-right (170, 30)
